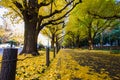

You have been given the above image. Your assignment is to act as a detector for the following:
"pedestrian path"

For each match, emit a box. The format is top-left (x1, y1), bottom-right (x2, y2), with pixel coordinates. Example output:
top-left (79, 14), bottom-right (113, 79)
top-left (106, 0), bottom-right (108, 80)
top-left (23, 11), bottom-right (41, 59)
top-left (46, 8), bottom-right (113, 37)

top-left (40, 49), bottom-right (111, 80)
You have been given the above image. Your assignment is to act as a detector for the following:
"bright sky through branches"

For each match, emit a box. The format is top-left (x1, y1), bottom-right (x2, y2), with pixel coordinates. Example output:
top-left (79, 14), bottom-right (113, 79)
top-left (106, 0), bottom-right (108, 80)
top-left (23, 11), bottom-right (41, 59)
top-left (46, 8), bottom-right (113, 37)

top-left (0, 7), bottom-right (50, 46)
top-left (0, 7), bottom-right (7, 26)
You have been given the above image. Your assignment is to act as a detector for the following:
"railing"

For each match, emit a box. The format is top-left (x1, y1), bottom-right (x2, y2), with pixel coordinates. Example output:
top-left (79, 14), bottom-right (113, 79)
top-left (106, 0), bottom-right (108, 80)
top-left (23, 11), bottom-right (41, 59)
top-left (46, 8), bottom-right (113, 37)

top-left (82, 46), bottom-right (120, 50)
top-left (93, 46), bottom-right (120, 50)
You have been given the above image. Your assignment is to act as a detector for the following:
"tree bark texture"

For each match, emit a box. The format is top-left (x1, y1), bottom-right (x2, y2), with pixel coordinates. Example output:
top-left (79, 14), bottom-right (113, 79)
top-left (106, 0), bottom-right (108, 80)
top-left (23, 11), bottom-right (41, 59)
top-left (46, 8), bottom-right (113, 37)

top-left (51, 34), bottom-right (55, 48)
top-left (88, 27), bottom-right (93, 50)
top-left (20, 20), bottom-right (39, 56)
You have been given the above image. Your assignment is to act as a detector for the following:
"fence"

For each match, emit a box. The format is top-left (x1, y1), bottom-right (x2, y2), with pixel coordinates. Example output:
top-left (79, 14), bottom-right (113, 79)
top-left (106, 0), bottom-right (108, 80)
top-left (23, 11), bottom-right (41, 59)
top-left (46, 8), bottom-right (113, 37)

top-left (93, 46), bottom-right (120, 50)
top-left (82, 46), bottom-right (120, 50)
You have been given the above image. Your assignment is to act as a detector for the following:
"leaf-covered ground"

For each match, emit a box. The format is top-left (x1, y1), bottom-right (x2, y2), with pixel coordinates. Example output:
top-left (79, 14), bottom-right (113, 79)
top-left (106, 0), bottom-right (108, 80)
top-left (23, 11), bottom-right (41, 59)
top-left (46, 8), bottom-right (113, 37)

top-left (16, 51), bottom-right (54, 80)
top-left (40, 49), bottom-right (120, 80)
top-left (68, 49), bottom-right (120, 80)
top-left (0, 49), bottom-right (120, 80)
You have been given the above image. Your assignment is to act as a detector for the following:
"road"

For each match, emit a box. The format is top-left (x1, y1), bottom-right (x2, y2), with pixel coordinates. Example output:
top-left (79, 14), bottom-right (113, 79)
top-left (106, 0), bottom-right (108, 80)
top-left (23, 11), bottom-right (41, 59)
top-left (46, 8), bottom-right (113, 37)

top-left (0, 48), bottom-right (23, 55)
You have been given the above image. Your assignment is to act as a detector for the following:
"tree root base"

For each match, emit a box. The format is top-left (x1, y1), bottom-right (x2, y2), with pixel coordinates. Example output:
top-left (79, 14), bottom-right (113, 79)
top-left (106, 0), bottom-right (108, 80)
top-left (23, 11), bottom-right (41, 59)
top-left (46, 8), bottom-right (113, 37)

top-left (19, 51), bottom-right (40, 56)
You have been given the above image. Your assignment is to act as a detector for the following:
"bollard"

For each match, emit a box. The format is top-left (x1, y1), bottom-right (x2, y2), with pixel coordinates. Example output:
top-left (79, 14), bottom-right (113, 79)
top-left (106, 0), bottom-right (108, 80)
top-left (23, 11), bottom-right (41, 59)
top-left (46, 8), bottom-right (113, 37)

top-left (53, 47), bottom-right (56, 58)
top-left (46, 47), bottom-right (50, 67)
top-left (55, 47), bottom-right (57, 54)
top-left (56, 46), bottom-right (59, 54)
top-left (10, 42), bottom-right (13, 48)
top-left (0, 48), bottom-right (18, 80)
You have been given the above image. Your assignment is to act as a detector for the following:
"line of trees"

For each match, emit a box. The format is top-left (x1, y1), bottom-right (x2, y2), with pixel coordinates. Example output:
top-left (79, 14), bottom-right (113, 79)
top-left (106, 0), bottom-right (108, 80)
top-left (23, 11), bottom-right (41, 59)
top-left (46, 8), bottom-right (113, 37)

top-left (1, 0), bottom-right (120, 52)
top-left (63, 0), bottom-right (120, 49)
top-left (0, 0), bottom-right (82, 55)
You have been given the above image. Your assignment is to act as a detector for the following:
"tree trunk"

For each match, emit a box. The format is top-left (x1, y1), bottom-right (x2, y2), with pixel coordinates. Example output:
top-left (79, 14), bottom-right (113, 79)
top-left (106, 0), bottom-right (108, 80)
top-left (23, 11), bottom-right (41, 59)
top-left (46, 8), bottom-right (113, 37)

top-left (100, 33), bottom-right (103, 48)
top-left (56, 36), bottom-right (59, 53)
top-left (20, 21), bottom-right (39, 56)
top-left (88, 27), bottom-right (93, 50)
top-left (88, 39), bottom-right (93, 50)
top-left (76, 35), bottom-right (80, 48)
top-left (51, 34), bottom-right (55, 48)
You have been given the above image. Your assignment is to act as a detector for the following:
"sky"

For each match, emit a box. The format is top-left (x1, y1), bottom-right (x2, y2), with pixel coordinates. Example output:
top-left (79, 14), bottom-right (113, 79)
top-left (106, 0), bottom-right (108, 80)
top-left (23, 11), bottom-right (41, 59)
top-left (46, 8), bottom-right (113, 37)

top-left (116, 0), bottom-right (120, 1)
top-left (0, 18), bottom-right (4, 26)
top-left (0, 7), bottom-right (7, 25)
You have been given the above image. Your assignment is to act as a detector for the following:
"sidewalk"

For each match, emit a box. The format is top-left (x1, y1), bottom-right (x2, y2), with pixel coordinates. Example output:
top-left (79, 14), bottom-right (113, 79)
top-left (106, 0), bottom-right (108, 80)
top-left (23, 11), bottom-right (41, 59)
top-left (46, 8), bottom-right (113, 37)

top-left (40, 49), bottom-right (111, 80)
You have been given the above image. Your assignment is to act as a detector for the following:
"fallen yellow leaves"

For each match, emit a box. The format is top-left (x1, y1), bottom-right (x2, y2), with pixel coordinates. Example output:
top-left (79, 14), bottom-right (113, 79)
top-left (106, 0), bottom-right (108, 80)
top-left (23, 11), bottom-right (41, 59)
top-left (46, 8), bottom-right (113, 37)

top-left (40, 49), bottom-right (111, 80)
top-left (0, 49), bottom-right (117, 80)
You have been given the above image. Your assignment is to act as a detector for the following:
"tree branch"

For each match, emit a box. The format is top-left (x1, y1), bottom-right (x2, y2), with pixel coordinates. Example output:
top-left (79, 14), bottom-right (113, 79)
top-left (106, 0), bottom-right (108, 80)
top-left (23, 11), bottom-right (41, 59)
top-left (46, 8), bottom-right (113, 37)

top-left (41, 21), bottom-right (64, 28)
top-left (42, 29), bottom-right (51, 38)
top-left (13, 1), bottom-right (23, 12)
top-left (42, 0), bottom-right (81, 19)
top-left (56, 32), bottom-right (69, 43)
top-left (87, 11), bottom-right (120, 19)
top-left (42, 0), bottom-right (73, 19)
top-left (38, 1), bottom-right (53, 8)
top-left (41, 0), bottom-right (81, 27)
top-left (9, 6), bottom-right (23, 19)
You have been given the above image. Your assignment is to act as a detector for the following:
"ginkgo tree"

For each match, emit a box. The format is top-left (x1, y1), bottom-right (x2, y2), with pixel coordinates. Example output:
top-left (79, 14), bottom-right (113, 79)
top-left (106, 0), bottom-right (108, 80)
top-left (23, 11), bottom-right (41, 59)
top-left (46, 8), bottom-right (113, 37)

top-left (64, 0), bottom-right (120, 49)
top-left (84, 0), bottom-right (120, 49)
top-left (0, 16), bottom-right (13, 43)
top-left (63, 14), bottom-right (87, 48)
top-left (0, 0), bottom-right (82, 56)
top-left (88, 0), bottom-right (120, 19)
top-left (41, 22), bottom-right (66, 55)
top-left (10, 33), bottom-right (24, 45)
top-left (41, 23), bottom-right (64, 48)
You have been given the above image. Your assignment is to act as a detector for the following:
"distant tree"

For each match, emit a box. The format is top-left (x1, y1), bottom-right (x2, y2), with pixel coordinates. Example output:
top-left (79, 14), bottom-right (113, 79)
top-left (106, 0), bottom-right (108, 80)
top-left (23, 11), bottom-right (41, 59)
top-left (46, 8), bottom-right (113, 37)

top-left (10, 33), bottom-right (24, 45)
top-left (41, 23), bottom-right (64, 48)
top-left (63, 13), bottom-right (87, 48)
top-left (77, 16), bottom-right (119, 49)
top-left (65, 0), bottom-right (119, 49)
top-left (101, 25), bottom-right (120, 46)
top-left (0, 17), bottom-right (13, 43)
top-left (63, 23), bottom-right (86, 48)
top-left (42, 22), bottom-right (66, 51)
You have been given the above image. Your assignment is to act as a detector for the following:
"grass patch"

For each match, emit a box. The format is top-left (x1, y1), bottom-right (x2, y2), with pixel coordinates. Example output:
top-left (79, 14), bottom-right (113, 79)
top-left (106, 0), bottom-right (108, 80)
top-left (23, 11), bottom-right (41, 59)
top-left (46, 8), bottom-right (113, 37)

top-left (110, 50), bottom-right (120, 54)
